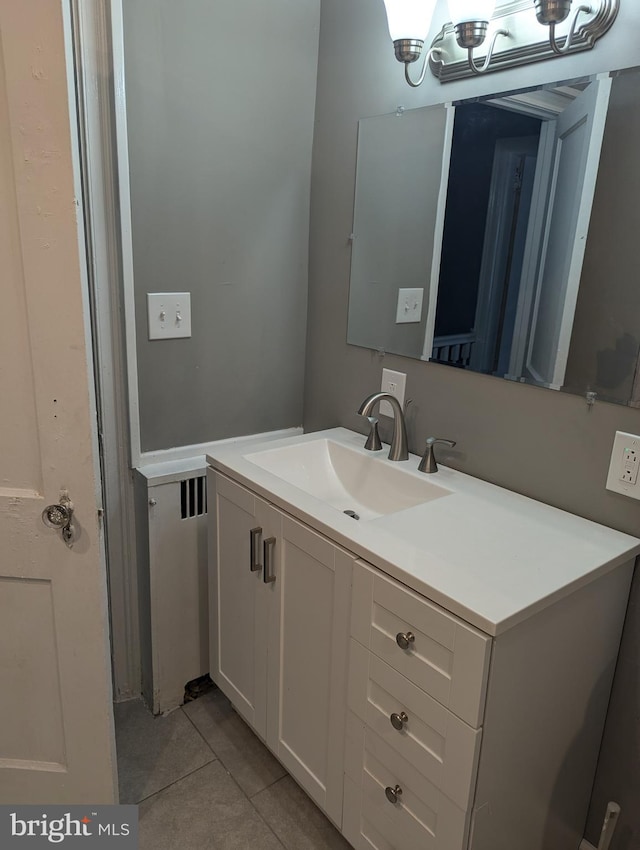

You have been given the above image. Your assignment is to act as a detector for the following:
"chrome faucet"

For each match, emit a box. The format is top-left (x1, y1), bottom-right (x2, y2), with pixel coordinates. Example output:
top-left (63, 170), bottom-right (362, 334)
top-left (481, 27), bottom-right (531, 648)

top-left (418, 436), bottom-right (456, 473)
top-left (357, 393), bottom-right (409, 461)
top-left (362, 415), bottom-right (382, 452)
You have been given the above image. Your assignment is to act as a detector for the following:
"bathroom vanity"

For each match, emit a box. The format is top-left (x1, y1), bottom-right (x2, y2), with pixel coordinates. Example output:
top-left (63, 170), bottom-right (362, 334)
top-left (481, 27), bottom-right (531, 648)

top-left (207, 429), bottom-right (640, 850)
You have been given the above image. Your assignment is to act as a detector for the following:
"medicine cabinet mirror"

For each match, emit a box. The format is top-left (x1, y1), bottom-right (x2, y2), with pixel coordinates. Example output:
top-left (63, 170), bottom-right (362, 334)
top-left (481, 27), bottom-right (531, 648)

top-left (346, 65), bottom-right (640, 407)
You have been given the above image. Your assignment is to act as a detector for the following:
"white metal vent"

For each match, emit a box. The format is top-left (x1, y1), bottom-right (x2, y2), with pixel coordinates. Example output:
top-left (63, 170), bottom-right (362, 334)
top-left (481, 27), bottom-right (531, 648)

top-left (180, 475), bottom-right (207, 519)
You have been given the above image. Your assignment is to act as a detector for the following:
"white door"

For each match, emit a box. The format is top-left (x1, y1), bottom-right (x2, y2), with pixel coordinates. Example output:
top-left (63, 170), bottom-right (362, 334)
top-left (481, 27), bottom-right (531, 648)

top-left (523, 75), bottom-right (612, 388)
top-left (266, 514), bottom-right (353, 826)
top-left (0, 0), bottom-right (117, 803)
top-left (422, 104), bottom-right (456, 361)
top-left (208, 471), bottom-right (269, 739)
top-left (471, 135), bottom-right (540, 375)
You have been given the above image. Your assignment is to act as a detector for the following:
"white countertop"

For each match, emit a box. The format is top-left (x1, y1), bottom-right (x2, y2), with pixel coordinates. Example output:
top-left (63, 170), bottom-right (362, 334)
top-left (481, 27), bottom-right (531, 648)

top-left (207, 428), bottom-right (640, 636)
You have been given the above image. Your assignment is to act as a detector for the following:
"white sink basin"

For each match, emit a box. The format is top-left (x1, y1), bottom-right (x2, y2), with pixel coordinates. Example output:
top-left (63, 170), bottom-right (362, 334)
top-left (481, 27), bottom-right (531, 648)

top-left (245, 438), bottom-right (451, 520)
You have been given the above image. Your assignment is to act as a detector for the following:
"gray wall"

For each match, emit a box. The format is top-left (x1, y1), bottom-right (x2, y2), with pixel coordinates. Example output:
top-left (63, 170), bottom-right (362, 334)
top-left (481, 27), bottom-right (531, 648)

top-left (124, 0), bottom-right (320, 452)
top-left (305, 1), bottom-right (640, 846)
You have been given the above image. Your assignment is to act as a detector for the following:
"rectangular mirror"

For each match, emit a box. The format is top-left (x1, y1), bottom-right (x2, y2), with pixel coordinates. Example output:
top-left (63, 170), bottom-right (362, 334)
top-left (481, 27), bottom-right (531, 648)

top-left (347, 65), bottom-right (640, 407)
top-left (347, 103), bottom-right (450, 359)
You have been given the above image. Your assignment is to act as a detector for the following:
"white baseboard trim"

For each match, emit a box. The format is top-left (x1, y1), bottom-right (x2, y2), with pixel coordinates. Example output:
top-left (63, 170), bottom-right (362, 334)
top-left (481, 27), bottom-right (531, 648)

top-left (580, 840), bottom-right (597, 850)
top-left (138, 426), bottom-right (304, 468)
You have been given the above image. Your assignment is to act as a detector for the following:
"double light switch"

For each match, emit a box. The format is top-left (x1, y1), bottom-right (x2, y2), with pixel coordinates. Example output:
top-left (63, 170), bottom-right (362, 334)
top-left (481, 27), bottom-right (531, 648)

top-left (147, 292), bottom-right (192, 340)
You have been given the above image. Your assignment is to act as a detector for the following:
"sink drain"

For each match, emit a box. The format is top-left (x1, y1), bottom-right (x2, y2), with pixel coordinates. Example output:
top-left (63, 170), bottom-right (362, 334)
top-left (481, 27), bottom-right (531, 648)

top-left (343, 510), bottom-right (360, 520)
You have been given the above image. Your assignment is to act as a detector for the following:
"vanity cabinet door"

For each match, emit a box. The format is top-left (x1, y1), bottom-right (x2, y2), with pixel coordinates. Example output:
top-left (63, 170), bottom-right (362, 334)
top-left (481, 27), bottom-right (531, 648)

top-left (210, 473), bottom-right (354, 826)
top-left (208, 470), bottom-right (271, 739)
top-left (266, 513), bottom-right (354, 827)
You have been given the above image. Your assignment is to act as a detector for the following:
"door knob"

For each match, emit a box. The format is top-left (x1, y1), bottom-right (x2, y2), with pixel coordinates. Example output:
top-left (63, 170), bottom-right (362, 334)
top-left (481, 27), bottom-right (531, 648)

top-left (42, 503), bottom-right (72, 529)
top-left (385, 784), bottom-right (403, 804)
top-left (41, 493), bottom-right (75, 545)
top-left (396, 631), bottom-right (415, 650)
top-left (390, 711), bottom-right (409, 731)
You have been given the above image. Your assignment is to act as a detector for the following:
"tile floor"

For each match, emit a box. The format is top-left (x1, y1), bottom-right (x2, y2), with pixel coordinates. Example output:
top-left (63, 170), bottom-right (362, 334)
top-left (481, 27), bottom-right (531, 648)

top-left (115, 689), bottom-right (352, 850)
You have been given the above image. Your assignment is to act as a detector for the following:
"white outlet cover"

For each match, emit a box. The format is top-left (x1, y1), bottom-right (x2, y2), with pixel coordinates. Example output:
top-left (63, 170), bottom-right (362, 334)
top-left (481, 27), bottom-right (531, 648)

top-left (148, 292), bottom-right (192, 340)
top-left (606, 431), bottom-right (640, 500)
top-left (395, 288), bottom-right (424, 324)
top-left (380, 368), bottom-right (406, 418)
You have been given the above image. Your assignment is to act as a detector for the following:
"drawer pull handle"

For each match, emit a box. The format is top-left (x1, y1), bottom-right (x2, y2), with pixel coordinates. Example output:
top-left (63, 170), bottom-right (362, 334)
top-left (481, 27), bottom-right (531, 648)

top-left (385, 785), bottom-right (403, 805)
top-left (396, 631), bottom-right (415, 650)
top-left (263, 537), bottom-right (277, 584)
top-left (390, 711), bottom-right (409, 731)
top-left (250, 527), bottom-right (262, 572)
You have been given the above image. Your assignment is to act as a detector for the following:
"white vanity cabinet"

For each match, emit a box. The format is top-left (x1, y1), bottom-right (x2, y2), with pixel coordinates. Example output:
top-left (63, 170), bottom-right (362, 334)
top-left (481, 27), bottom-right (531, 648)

top-left (208, 470), bottom-right (353, 825)
top-left (208, 429), bottom-right (640, 850)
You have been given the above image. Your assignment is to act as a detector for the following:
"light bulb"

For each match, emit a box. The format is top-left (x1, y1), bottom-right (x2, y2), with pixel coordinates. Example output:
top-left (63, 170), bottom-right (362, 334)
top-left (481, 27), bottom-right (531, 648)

top-left (447, 0), bottom-right (496, 24)
top-left (382, 0), bottom-right (438, 42)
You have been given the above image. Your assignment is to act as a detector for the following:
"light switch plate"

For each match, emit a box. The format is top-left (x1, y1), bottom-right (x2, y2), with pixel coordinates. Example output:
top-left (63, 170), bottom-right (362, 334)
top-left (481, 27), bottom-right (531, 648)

top-left (395, 288), bottom-right (424, 324)
top-left (606, 431), bottom-right (640, 500)
top-left (147, 292), bottom-right (192, 340)
top-left (380, 369), bottom-right (406, 417)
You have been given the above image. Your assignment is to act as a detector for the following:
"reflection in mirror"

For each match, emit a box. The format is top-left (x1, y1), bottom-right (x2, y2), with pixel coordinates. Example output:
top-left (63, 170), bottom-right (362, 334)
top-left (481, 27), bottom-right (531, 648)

top-left (346, 66), bottom-right (640, 407)
top-left (434, 75), bottom-right (609, 390)
top-left (347, 105), bottom-right (448, 359)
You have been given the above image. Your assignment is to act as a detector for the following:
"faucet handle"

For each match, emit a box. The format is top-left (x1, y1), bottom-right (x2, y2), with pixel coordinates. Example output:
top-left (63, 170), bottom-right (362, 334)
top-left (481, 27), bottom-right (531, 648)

top-left (418, 437), bottom-right (456, 474)
top-left (363, 416), bottom-right (383, 452)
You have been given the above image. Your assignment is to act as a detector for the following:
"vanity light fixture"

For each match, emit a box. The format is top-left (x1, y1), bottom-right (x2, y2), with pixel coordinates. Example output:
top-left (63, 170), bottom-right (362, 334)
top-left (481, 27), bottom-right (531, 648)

top-left (382, 0), bottom-right (440, 87)
top-left (447, 0), bottom-right (510, 74)
top-left (534, 0), bottom-right (596, 54)
top-left (383, 0), bottom-right (619, 85)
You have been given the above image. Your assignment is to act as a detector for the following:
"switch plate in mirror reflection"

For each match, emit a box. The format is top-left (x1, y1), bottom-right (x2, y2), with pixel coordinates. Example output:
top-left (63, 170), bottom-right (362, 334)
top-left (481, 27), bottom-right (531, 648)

top-left (395, 288), bottom-right (424, 324)
top-left (346, 65), bottom-right (640, 409)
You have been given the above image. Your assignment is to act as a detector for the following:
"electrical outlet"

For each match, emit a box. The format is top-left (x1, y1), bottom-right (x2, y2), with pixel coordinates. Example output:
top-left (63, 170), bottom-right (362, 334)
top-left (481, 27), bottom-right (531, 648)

top-left (606, 431), bottom-right (640, 499)
top-left (621, 447), bottom-right (639, 484)
top-left (395, 288), bottom-right (424, 324)
top-left (379, 369), bottom-right (406, 417)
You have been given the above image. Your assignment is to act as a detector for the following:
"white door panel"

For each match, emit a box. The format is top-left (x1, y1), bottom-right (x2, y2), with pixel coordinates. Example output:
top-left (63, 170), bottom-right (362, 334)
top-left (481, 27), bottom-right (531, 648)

top-left (209, 472), bottom-right (269, 739)
top-left (422, 104), bottom-right (455, 360)
top-left (266, 516), bottom-right (353, 826)
top-left (0, 0), bottom-right (116, 803)
top-left (525, 75), bottom-right (612, 388)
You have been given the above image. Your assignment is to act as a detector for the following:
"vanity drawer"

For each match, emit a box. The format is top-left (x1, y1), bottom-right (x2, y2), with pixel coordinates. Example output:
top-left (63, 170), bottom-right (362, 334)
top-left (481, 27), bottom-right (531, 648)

top-left (343, 713), bottom-right (470, 850)
top-left (348, 639), bottom-right (481, 811)
top-left (351, 560), bottom-right (491, 728)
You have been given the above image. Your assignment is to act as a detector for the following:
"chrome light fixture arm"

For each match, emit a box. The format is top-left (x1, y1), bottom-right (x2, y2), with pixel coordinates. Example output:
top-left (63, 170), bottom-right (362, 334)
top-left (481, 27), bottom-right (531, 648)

top-left (547, 4), bottom-right (593, 54)
top-left (466, 27), bottom-right (510, 74)
top-left (392, 39), bottom-right (443, 88)
top-left (403, 46), bottom-right (444, 88)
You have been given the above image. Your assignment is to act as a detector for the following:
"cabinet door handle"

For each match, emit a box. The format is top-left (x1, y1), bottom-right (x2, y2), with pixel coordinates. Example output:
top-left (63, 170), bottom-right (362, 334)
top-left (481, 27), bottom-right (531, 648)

top-left (396, 631), bottom-right (415, 650)
top-left (263, 537), bottom-right (276, 584)
top-left (250, 527), bottom-right (262, 572)
top-left (390, 711), bottom-right (409, 731)
top-left (385, 784), bottom-right (403, 805)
